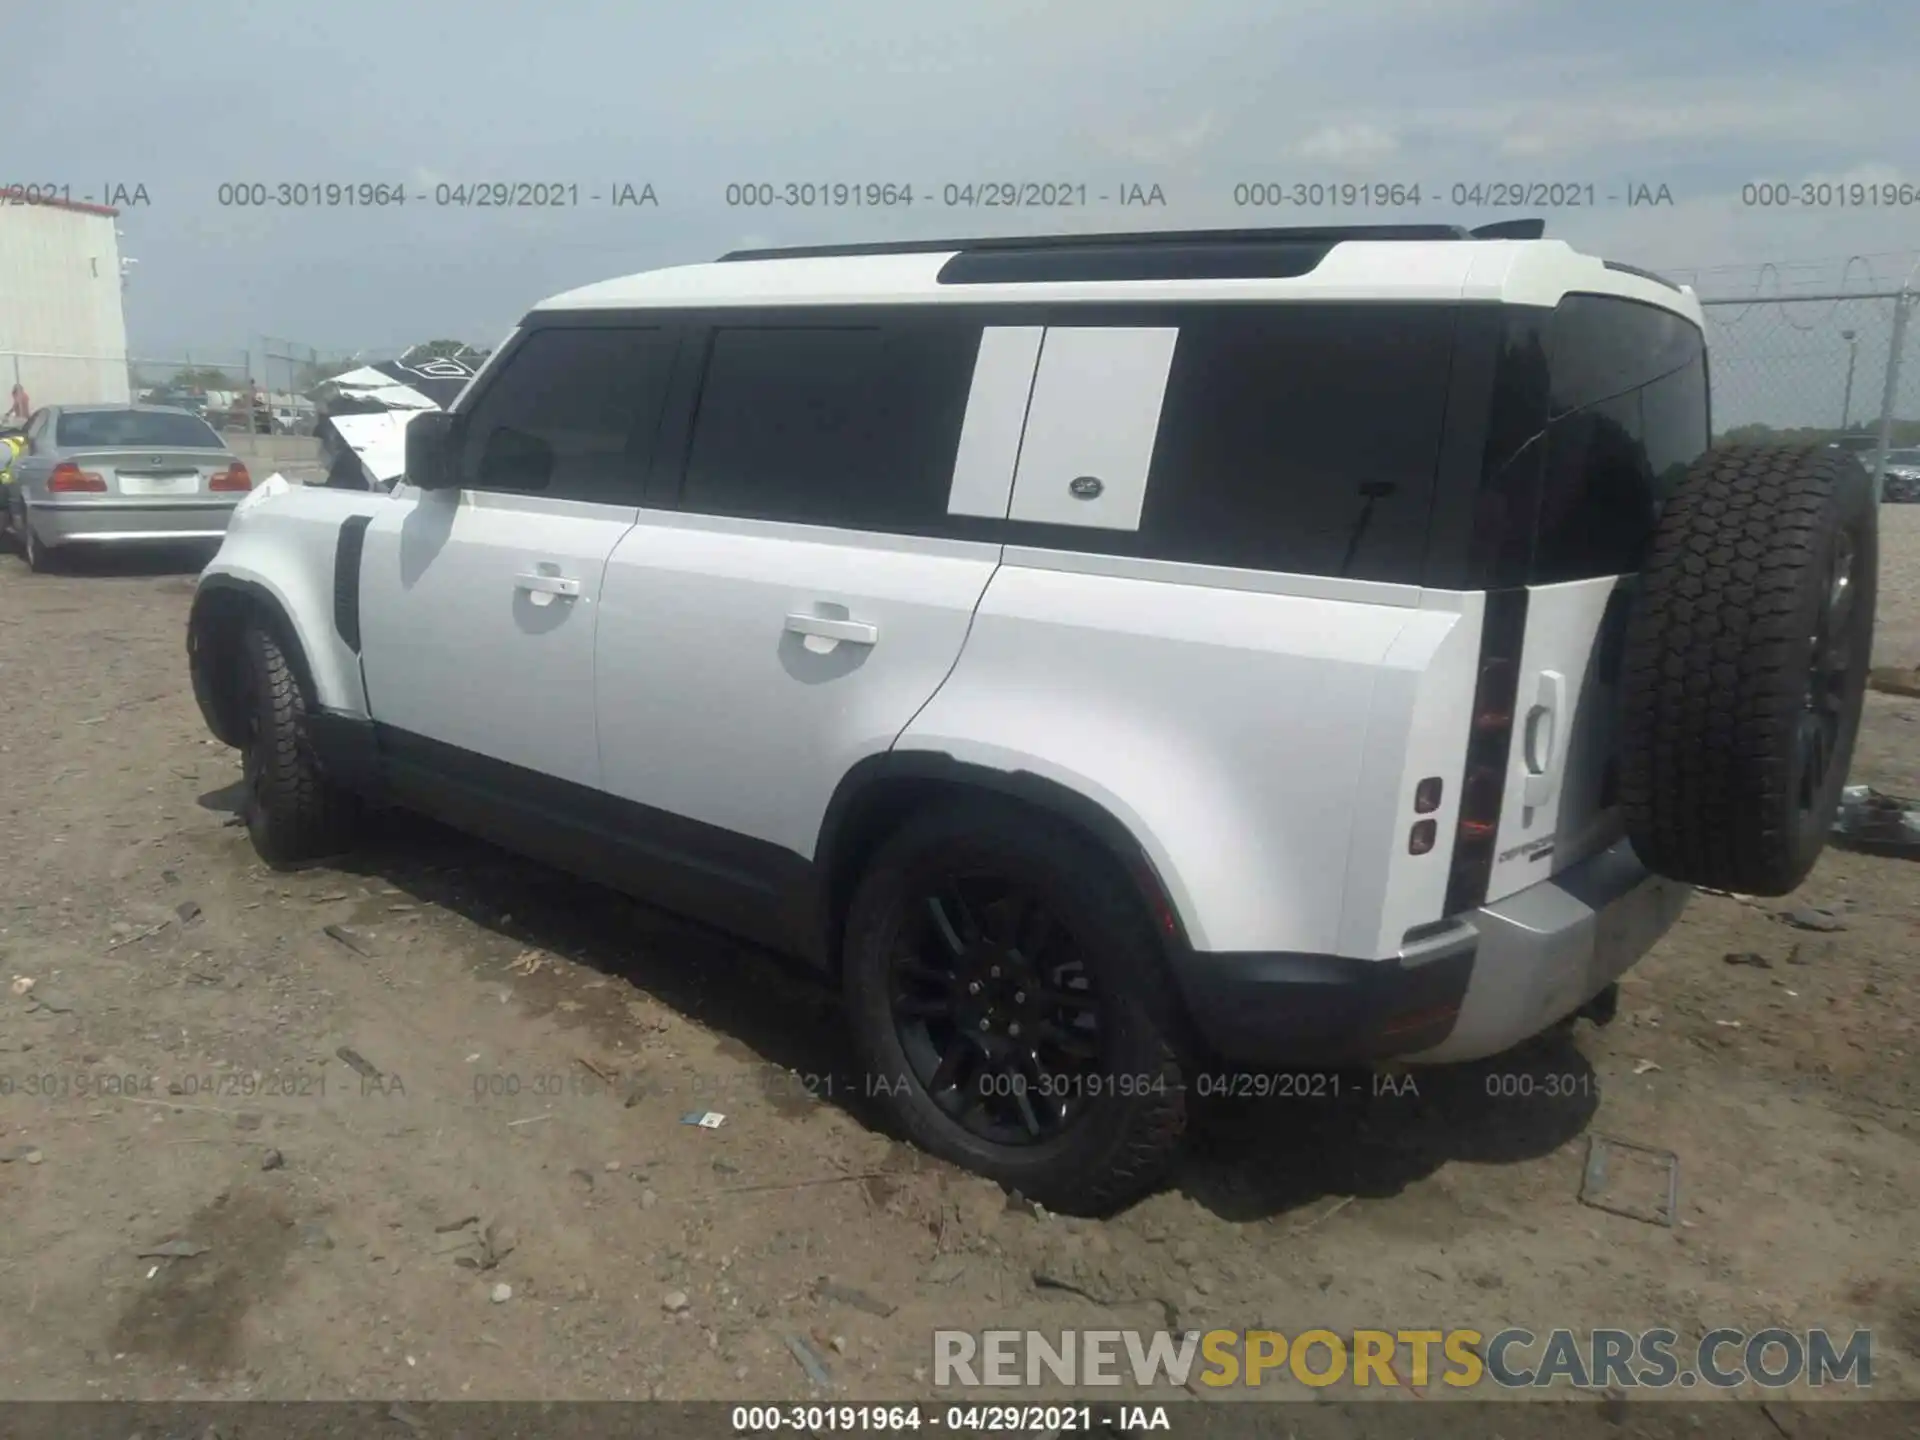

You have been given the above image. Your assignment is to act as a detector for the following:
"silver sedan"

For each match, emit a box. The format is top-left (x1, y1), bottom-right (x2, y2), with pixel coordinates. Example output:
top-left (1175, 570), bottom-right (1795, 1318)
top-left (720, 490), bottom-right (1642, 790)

top-left (4, 404), bottom-right (252, 572)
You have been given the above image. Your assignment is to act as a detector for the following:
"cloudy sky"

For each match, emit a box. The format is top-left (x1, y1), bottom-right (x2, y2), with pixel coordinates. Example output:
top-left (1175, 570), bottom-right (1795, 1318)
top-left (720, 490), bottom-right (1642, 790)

top-left (11, 0), bottom-right (1920, 425)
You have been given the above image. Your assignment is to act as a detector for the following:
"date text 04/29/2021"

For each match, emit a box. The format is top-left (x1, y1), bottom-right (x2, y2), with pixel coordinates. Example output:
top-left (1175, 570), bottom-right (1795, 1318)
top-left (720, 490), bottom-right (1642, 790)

top-left (731, 1404), bottom-right (1171, 1433)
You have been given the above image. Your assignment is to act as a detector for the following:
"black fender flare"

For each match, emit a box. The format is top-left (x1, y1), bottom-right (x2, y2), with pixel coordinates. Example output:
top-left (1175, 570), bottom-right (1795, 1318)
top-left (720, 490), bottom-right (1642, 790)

top-left (811, 750), bottom-right (1193, 960)
top-left (188, 575), bottom-right (323, 747)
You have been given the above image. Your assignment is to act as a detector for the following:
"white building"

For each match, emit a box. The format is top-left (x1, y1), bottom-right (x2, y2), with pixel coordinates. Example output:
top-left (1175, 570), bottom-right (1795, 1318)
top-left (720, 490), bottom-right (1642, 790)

top-left (0, 195), bottom-right (131, 409)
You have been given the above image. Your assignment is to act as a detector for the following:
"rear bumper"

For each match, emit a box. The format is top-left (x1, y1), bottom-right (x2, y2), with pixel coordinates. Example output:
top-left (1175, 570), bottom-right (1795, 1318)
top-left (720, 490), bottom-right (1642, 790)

top-left (26, 497), bottom-right (239, 546)
top-left (1174, 838), bottom-right (1689, 1068)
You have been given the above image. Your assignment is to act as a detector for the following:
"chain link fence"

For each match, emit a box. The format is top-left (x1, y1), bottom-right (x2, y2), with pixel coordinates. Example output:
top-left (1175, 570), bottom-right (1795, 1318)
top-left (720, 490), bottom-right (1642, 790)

top-left (3, 350), bottom-right (133, 412)
top-left (1698, 287), bottom-right (1919, 497)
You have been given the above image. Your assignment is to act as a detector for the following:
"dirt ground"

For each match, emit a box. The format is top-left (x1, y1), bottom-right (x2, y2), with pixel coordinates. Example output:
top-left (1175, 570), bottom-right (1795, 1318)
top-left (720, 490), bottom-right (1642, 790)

top-left (0, 507), bottom-right (1916, 1416)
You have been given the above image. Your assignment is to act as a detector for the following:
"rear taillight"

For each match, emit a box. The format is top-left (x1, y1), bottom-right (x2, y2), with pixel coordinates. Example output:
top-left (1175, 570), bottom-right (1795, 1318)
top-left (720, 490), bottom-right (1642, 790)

top-left (1442, 589), bottom-right (1527, 916)
top-left (47, 462), bottom-right (106, 493)
top-left (210, 462), bottom-right (251, 491)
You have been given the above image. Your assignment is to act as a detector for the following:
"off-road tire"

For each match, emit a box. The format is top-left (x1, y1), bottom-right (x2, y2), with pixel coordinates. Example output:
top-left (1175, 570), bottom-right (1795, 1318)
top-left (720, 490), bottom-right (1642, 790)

top-left (842, 801), bottom-right (1187, 1216)
top-left (1619, 445), bottom-right (1877, 895)
top-left (238, 622), bottom-right (360, 866)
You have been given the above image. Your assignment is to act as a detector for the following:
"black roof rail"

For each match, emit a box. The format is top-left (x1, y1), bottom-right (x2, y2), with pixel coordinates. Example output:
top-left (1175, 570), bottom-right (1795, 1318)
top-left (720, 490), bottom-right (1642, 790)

top-left (717, 223), bottom-right (1474, 263)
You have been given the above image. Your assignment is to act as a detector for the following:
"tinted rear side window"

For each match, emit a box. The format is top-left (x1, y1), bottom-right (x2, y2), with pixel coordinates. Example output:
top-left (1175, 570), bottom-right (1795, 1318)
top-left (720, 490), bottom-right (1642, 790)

top-left (458, 326), bottom-right (678, 504)
top-left (1136, 304), bottom-right (1457, 581)
top-left (56, 410), bottom-right (224, 449)
top-left (680, 317), bottom-right (980, 532)
top-left (1530, 295), bottom-right (1708, 583)
top-left (1546, 294), bottom-right (1701, 415)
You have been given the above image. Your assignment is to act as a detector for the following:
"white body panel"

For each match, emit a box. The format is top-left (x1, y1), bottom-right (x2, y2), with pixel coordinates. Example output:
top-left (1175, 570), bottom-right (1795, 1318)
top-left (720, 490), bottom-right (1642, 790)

top-left (595, 515), bottom-right (1000, 857)
top-left (900, 554), bottom-right (1420, 956)
top-left (201, 481), bottom-right (385, 714)
top-left (1335, 592), bottom-right (1484, 958)
top-left (1007, 327), bottom-right (1177, 531)
top-left (357, 489), bottom-right (635, 787)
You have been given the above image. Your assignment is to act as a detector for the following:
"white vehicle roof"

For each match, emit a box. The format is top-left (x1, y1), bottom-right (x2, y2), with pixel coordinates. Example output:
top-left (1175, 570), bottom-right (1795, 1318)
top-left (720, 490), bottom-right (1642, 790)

top-left (532, 234), bottom-right (1703, 328)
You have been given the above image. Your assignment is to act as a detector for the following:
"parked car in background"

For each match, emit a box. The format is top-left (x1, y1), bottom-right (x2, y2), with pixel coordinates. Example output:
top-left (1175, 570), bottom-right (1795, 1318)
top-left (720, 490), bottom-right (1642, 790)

top-left (4, 404), bottom-right (252, 572)
top-left (1880, 448), bottom-right (1920, 503)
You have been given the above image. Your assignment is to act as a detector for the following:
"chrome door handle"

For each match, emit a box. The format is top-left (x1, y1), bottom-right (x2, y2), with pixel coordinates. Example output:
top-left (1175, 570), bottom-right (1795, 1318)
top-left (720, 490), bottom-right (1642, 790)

top-left (515, 572), bottom-right (581, 598)
top-left (784, 612), bottom-right (877, 645)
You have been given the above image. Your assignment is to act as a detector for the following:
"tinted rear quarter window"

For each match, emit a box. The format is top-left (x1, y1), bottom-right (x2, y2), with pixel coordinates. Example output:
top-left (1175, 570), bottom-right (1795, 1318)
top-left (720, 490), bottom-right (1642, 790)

top-left (459, 326), bottom-right (678, 503)
top-left (1132, 305), bottom-right (1455, 581)
top-left (55, 410), bottom-right (225, 449)
top-left (679, 317), bottom-right (980, 532)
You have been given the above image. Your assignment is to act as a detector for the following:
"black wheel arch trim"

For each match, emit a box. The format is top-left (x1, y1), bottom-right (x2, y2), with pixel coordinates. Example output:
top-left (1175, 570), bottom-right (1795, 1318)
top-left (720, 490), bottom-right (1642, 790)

top-left (814, 750), bottom-right (1195, 959)
top-left (188, 574), bottom-right (325, 748)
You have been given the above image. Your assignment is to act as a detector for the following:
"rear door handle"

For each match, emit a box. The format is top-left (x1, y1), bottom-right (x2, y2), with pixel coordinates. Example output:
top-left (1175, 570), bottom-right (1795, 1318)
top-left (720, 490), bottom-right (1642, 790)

top-left (784, 612), bottom-right (877, 645)
top-left (515, 571), bottom-right (581, 604)
top-left (1521, 669), bottom-right (1566, 808)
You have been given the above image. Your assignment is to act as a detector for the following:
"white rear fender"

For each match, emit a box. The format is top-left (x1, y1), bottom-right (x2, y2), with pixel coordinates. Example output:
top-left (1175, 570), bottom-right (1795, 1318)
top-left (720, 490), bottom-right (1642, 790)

top-left (898, 561), bottom-right (1418, 956)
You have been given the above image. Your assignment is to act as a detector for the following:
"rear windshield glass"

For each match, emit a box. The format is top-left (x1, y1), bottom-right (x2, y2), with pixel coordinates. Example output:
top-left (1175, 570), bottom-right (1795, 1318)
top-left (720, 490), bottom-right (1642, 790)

top-left (55, 410), bottom-right (225, 449)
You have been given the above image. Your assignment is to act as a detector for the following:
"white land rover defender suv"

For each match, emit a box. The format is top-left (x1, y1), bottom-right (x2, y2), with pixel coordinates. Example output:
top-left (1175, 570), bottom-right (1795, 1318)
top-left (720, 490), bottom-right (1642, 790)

top-left (187, 224), bottom-right (1878, 1215)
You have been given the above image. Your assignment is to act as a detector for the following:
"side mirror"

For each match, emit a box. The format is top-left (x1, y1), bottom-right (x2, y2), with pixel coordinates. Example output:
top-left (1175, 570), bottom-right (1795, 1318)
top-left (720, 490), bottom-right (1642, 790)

top-left (405, 410), bottom-right (462, 490)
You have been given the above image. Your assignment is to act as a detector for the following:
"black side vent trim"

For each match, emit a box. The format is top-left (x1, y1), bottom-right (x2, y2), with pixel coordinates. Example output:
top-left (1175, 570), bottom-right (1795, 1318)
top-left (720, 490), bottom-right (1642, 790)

top-left (333, 514), bottom-right (373, 653)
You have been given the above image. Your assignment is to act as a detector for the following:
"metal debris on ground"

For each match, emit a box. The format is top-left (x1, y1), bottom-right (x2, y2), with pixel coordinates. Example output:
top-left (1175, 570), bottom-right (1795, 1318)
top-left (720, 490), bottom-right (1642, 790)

top-left (680, 1111), bottom-right (726, 1129)
top-left (1632, 1060), bottom-right (1661, 1075)
top-left (814, 1278), bottom-right (898, 1318)
top-left (335, 1045), bottom-right (381, 1079)
top-left (510, 948), bottom-right (547, 975)
top-left (137, 1239), bottom-right (211, 1259)
top-left (1775, 906), bottom-right (1846, 933)
top-left (323, 923), bottom-right (375, 956)
top-left (784, 1332), bottom-right (835, 1390)
top-left (1003, 1190), bottom-right (1046, 1219)
top-left (1830, 785), bottom-right (1920, 859)
top-left (106, 919), bottom-right (171, 950)
top-left (1578, 1135), bottom-right (1680, 1228)
top-left (1723, 951), bottom-right (1773, 968)
top-left (455, 1221), bottom-right (518, 1272)
top-left (1031, 1270), bottom-right (1123, 1306)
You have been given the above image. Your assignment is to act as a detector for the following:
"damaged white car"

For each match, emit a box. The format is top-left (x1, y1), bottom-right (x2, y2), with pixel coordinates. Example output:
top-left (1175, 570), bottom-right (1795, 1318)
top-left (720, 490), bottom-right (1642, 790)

top-left (313, 355), bottom-right (481, 490)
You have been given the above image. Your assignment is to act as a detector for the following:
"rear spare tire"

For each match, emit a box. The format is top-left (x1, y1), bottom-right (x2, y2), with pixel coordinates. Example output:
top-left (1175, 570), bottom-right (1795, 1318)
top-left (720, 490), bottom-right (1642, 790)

top-left (1619, 444), bottom-right (1877, 895)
